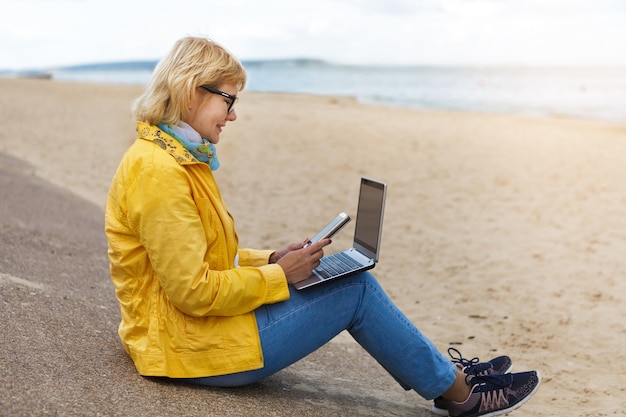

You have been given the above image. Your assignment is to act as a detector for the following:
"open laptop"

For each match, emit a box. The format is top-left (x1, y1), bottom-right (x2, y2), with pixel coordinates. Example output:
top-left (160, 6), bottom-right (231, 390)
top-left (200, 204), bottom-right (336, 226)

top-left (294, 177), bottom-right (387, 290)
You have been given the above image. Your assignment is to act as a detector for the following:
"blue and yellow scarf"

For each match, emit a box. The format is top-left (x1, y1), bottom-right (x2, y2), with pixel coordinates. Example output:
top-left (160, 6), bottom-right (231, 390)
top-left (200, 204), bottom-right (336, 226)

top-left (158, 122), bottom-right (220, 171)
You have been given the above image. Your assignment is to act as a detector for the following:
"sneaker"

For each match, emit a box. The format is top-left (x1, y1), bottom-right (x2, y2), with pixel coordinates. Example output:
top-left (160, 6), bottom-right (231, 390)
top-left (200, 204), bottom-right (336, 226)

top-left (432, 349), bottom-right (513, 416)
top-left (446, 371), bottom-right (541, 417)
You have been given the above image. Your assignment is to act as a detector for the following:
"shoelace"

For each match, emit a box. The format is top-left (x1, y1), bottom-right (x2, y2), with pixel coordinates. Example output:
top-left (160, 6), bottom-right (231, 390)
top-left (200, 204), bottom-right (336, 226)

top-left (448, 347), bottom-right (480, 367)
top-left (466, 372), bottom-right (514, 387)
top-left (448, 347), bottom-right (493, 375)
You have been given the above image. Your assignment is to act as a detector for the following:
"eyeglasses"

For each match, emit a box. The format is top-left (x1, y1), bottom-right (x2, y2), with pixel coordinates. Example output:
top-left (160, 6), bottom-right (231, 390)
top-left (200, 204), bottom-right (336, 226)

top-left (199, 85), bottom-right (238, 114)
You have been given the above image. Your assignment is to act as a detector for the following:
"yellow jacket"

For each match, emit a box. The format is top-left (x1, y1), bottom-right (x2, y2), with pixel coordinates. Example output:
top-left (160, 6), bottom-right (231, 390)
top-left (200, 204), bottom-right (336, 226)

top-left (105, 122), bottom-right (290, 378)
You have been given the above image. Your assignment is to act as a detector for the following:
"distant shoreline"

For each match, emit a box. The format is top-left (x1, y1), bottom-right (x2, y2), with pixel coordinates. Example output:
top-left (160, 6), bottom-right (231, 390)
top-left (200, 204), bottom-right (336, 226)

top-left (4, 57), bottom-right (626, 73)
top-left (2, 60), bottom-right (625, 124)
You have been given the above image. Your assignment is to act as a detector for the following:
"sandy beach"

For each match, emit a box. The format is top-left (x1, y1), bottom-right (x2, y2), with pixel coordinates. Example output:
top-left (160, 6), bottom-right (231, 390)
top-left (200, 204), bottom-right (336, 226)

top-left (1, 76), bottom-right (626, 416)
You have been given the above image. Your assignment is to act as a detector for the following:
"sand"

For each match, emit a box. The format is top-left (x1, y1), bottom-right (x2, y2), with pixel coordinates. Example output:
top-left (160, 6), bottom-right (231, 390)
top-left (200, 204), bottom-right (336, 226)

top-left (1, 76), bottom-right (626, 416)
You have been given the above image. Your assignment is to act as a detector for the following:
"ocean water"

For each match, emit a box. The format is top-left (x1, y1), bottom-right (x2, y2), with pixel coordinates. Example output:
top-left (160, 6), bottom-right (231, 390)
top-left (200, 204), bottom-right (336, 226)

top-left (48, 60), bottom-right (626, 124)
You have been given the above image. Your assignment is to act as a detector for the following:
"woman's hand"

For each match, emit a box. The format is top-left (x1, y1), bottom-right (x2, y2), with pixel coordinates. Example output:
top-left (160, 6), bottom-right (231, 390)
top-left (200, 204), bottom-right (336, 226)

top-left (268, 239), bottom-right (309, 264)
top-left (274, 239), bottom-right (331, 284)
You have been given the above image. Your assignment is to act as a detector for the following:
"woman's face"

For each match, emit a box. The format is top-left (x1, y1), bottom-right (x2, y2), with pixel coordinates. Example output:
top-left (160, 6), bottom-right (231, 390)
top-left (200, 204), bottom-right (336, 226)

top-left (184, 82), bottom-right (238, 144)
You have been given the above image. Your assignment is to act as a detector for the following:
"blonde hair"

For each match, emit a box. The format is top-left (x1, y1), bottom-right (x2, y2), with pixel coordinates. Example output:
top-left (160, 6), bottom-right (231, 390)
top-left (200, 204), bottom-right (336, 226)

top-left (132, 37), bottom-right (247, 125)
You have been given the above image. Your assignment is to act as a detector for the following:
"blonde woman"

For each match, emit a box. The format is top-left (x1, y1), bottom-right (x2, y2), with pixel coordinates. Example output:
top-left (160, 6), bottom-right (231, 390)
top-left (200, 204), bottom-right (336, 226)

top-left (105, 36), bottom-right (540, 417)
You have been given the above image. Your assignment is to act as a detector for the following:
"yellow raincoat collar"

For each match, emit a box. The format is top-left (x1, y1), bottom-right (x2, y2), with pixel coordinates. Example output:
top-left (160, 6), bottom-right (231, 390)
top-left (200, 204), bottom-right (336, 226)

top-left (136, 121), bottom-right (201, 165)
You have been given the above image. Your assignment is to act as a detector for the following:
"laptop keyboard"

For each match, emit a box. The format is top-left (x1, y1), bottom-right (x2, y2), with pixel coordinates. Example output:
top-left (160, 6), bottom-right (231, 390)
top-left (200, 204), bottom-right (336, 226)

top-left (315, 251), bottom-right (363, 279)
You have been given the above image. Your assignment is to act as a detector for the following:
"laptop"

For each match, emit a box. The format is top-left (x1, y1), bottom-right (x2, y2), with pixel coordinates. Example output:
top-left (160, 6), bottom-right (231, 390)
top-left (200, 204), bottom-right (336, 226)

top-left (294, 177), bottom-right (387, 290)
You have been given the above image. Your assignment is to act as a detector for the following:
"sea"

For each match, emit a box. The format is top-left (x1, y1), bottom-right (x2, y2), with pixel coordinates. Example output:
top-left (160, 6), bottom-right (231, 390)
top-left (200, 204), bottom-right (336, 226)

top-left (16, 59), bottom-right (626, 124)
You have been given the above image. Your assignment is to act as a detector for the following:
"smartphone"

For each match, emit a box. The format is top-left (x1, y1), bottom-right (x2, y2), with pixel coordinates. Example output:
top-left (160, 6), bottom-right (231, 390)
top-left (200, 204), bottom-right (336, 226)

top-left (306, 212), bottom-right (351, 246)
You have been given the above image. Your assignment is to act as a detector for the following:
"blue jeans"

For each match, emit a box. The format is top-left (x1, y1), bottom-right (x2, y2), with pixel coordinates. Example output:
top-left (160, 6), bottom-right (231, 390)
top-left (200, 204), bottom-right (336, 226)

top-left (178, 272), bottom-right (456, 400)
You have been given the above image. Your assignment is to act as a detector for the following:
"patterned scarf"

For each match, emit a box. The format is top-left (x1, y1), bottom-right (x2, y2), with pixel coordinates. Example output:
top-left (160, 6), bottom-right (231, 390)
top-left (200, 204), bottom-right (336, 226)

top-left (157, 122), bottom-right (220, 171)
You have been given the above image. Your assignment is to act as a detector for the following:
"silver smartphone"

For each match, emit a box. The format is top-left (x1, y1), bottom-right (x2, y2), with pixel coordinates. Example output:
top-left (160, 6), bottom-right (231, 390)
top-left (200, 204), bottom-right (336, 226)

top-left (306, 212), bottom-right (351, 246)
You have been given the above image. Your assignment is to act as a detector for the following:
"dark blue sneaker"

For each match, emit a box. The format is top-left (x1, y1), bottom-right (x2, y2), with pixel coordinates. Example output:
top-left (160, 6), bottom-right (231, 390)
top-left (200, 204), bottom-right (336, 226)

top-left (446, 371), bottom-right (541, 417)
top-left (432, 349), bottom-right (513, 416)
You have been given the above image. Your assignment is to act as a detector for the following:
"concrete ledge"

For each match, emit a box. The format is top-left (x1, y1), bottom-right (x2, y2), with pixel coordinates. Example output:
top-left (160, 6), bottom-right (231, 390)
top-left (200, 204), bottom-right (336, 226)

top-left (0, 153), bottom-right (431, 416)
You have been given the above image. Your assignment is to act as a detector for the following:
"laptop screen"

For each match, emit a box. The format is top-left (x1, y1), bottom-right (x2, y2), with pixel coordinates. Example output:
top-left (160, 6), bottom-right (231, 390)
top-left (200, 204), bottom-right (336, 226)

top-left (353, 178), bottom-right (386, 259)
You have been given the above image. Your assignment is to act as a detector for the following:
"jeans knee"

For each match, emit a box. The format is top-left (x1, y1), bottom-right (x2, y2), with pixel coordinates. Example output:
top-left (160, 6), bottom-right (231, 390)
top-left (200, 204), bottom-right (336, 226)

top-left (354, 271), bottom-right (383, 292)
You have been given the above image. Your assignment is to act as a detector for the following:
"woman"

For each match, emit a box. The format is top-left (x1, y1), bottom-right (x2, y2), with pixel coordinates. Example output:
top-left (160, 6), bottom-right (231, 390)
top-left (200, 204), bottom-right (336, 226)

top-left (105, 36), bottom-right (540, 417)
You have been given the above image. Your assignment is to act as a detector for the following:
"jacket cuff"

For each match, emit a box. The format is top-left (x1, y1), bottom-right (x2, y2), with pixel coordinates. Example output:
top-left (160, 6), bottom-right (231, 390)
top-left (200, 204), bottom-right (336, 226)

top-left (258, 263), bottom-right (290, 303)
top-left (238, 248), bottom-right (274, 267)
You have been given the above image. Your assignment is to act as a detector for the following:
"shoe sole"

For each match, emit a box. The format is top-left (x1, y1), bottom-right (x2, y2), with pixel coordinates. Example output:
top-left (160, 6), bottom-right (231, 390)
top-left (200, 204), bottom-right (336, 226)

top-left (430, 364), bottom-right (514, 416)
top-left (431, 407), bottom-right (450, 416)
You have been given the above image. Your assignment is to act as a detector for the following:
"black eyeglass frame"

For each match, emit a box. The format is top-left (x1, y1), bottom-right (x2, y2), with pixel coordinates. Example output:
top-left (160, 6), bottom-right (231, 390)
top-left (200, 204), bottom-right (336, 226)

top-left (199, 85), bottom-right (238, 113)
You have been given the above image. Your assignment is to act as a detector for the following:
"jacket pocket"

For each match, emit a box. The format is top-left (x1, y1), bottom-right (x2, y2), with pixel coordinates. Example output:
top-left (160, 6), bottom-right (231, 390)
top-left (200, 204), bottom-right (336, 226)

top-left (184, 315), bottom-right (225, 351)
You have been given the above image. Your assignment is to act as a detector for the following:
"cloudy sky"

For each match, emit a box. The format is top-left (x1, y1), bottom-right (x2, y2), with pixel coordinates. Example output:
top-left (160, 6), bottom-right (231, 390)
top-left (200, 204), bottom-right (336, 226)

top-left (1, 0), bottom-right (625, 70)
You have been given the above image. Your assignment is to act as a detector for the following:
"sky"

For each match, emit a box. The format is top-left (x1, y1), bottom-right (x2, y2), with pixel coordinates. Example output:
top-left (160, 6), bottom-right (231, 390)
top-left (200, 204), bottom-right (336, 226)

top-left (1, 0), bottom-right (626, 70)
